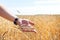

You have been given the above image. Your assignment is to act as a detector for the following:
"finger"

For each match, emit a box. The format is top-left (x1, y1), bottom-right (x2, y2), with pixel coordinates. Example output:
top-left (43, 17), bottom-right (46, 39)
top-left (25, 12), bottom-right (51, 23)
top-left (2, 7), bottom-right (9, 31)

top-left (29, 21), bottom-right (34, 25)
top-left (21, 27), bottom-right (37, 33)
top-left (22, 29), bottom-right (36, 32)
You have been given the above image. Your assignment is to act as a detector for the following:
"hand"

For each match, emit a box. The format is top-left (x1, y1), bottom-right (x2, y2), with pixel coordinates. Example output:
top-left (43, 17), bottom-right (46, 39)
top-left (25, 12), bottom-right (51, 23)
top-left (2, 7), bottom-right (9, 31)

top-left (17, 19), bottom-right (36, 33)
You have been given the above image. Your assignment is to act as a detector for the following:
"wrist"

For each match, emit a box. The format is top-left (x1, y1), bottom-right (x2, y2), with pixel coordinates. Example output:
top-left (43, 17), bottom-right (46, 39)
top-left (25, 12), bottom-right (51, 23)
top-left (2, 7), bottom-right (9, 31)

top-left (14, 18), bottom-right (19, 25)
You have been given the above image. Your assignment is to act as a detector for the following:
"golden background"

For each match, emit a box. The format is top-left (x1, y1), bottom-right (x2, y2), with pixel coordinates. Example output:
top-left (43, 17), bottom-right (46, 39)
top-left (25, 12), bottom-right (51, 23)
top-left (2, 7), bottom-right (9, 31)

top-left (0, 15), bottom-right (60, 40)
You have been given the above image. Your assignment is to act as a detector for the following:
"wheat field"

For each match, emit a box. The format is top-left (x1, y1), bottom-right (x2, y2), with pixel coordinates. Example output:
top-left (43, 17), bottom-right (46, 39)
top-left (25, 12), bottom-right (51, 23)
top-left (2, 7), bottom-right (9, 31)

top-left (0, 15), bottom-right (60, 40)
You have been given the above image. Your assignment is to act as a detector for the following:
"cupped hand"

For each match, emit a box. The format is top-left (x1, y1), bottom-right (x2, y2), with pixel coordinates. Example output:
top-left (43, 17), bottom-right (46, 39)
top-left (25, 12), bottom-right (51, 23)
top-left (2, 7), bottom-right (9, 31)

top-left (17, 19), bottom-right (36, 33)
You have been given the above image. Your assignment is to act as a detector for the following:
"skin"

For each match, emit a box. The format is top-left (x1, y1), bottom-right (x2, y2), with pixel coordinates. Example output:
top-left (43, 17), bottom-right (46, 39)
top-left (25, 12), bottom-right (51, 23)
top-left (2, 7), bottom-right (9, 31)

top-left (0, 4), bottom-right (35, 32)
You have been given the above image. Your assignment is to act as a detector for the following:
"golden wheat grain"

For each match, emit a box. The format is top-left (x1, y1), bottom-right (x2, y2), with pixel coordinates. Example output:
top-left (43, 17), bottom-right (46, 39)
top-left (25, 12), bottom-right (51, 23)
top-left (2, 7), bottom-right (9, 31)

top-left (0, 15), bottom-right (60, 40)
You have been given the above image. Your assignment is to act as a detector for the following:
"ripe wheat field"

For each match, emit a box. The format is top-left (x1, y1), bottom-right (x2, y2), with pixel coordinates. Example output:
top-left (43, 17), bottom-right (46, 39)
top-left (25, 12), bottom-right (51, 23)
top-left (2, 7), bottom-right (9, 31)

top-left (0, 15), bottom-right (60, 40)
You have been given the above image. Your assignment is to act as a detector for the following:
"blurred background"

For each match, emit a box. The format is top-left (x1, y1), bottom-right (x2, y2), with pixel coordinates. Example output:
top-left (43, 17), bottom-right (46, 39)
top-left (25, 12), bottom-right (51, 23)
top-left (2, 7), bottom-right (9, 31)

top-left (0, 0), bottom-right (60, 40)
top-left (0, 0), bottom-right (60, 15)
